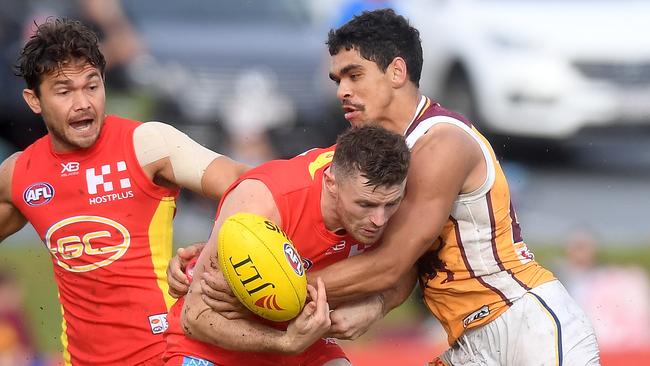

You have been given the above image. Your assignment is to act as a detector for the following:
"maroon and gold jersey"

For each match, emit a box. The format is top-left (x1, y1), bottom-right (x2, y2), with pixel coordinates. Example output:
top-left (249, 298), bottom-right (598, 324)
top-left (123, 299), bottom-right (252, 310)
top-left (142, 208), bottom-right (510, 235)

top-left (164, 146), bottom-right (369, 365)
top-left (406, 97), bottom-right (555, 345)
top-left (12, 116), bottom-right (179, 365)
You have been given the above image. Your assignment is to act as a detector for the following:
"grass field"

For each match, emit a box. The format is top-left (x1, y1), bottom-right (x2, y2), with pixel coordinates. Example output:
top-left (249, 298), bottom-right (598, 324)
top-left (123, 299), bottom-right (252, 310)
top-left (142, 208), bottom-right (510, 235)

top-left (2, 240), bottom-right (650, 354)
top-left (1, 243), bottom-right (61, 352)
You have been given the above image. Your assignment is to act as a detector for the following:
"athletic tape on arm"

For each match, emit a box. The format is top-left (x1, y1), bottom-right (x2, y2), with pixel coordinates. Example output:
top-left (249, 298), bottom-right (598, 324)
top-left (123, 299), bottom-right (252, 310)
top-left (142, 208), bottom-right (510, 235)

top-left (133, 122), bottom-right (221, 192)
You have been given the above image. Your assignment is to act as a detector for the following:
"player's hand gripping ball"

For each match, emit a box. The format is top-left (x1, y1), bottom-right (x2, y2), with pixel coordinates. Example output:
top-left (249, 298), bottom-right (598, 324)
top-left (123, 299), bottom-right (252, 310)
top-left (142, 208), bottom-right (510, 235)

top-left (218, 212), bottom-right (307, 321)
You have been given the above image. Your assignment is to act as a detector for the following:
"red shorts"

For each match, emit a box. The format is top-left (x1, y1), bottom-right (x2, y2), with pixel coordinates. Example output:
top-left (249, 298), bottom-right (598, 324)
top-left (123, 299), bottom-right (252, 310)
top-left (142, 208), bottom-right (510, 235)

top-left (136, 353), bottom-right (165, 366)
top-left (165, 338), bottom-right (347, 366)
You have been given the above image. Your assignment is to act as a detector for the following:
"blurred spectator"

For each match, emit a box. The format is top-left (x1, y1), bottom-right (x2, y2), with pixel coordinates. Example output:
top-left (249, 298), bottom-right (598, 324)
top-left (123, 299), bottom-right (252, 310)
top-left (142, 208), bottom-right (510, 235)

top-left (0, 1), bottom-right (46, 152)
top-left (554, 228), bottom-right (650, 351)
top-left (0, 271), bottom-right (40, 366)
top-left (223, 68), bottom-right (296, 164)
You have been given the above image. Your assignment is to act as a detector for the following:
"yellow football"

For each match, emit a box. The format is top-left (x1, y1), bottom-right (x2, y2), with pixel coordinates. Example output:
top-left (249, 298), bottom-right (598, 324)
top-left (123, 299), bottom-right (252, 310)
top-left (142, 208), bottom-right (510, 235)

top-left (217, 212), bottom-right (307, 322)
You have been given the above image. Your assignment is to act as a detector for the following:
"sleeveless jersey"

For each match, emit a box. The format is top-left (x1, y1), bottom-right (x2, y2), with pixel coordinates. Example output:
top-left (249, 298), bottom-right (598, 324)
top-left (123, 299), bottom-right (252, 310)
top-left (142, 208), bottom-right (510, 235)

top-left (406, 97), bottom-right (556, 345)
top-left (11, 116), bottom-right (179, 365)
top-left (164, 146), bottom-right (367, 365)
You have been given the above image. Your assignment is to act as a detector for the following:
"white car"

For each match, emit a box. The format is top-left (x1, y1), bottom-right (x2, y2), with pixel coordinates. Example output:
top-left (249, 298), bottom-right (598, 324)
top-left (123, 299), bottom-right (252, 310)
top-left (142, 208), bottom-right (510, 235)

top-left (404, 0), bottom-right (650, 139)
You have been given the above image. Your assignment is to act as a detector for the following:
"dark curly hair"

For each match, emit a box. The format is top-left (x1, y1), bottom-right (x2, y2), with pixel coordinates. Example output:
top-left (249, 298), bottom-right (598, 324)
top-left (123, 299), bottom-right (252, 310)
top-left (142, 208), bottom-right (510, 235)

top-left (15, 18), bottom-right (106, 96)
top-left (333, 125), bottom-right (410, 189)
top-left (327, 8), bottom-right (423, 87)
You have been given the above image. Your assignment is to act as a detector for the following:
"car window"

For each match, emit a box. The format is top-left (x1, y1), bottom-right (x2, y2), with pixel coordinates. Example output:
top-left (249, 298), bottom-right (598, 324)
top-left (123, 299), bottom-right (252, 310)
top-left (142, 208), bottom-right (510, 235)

top-left (123, 0), bottom-right (310, 24)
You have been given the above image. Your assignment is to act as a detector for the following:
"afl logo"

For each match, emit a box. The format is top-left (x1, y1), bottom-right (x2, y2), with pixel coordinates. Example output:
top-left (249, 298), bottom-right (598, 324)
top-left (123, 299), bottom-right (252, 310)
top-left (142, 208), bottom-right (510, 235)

top-left (23, 182), bottom-right (55, 206)
top-left (45, 216), bottom-right (130, 273)
top-left (283, 243), bottom-right (304, 276)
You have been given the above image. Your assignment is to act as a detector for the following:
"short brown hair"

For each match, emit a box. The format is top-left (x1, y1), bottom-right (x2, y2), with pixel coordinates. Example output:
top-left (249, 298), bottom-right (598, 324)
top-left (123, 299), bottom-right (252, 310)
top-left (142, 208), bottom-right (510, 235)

top-left (15, 18), bottom-right (106, 95)
top-left (333, 125), bottom-right (410, 188)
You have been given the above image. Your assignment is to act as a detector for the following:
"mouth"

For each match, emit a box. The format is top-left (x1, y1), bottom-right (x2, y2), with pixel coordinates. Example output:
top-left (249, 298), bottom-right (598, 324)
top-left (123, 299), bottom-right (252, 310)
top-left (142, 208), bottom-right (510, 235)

top-left (361, 227), bottom-right (380, 236)
top-left (69, 118), bottom-right (94, 132)
top-left (343, 107), bottom-right (361, 121)
top-left (342, 105), bottom-right (356, 114)
top-left (342, 101), bottom-right (364, 122)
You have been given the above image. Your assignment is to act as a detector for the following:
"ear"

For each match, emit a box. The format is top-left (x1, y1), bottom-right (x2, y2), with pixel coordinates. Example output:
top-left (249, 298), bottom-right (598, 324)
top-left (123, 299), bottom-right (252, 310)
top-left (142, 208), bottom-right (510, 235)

top-left (390, 57), bottom-right (409, 87)
top-left (22, 89), bottom-right (42, 114)
top-left (323, 167), bottom-right (338, 196)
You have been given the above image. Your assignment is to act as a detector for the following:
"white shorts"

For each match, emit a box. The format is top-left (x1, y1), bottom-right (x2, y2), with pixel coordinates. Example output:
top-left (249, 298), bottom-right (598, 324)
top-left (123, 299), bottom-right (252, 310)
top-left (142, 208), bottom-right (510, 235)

top-left (439, 280), bottom-right (600, 366)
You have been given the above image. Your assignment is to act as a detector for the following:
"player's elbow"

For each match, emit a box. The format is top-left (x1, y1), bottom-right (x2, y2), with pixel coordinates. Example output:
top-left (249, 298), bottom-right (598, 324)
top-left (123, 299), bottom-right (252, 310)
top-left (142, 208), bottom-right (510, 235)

top-left (180, 302), bottom-right (200, 338)
top-left (181, 301), bottom-right (215, 343)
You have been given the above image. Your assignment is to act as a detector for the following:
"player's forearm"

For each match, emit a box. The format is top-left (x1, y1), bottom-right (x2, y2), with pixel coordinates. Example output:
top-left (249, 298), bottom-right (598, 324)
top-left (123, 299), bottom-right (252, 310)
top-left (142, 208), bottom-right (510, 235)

top-left (182, 302), bottom-right (292, 353)
top-left (310, 249), bottom-right (404, 304)
top-left (201, 157), bottom-right (250, 200)
top-left (380, 266), bottom-right (418, 315)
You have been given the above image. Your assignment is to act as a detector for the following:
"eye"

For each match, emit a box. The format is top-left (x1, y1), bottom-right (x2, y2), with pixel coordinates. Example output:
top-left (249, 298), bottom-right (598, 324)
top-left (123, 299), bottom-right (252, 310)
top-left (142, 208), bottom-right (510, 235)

top-left (56, 90), bottom-right (70, 96)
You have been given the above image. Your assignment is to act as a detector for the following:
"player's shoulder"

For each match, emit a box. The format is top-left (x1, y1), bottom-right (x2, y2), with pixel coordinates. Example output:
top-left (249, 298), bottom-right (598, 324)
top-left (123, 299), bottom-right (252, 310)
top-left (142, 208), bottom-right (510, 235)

top-left (134, 120), bottom-right (172, 133)
top-left (0, 152), bottom-right (22, 174)
top-left (409, 120), bottom-right (484, 179)
top-left (0, 152), bottom-right (22, 200)
top-left (240, 147), bottom-right (330, 197)
top-left (414, 120), bottom-right (475, 151)
top-left (257, 146), bottom-right (331, 177)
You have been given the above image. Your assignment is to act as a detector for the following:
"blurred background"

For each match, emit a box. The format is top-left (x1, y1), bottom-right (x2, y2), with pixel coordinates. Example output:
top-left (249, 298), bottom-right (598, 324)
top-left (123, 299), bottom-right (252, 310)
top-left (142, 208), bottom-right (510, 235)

top-left (1, 0), bottom-right (649, 365)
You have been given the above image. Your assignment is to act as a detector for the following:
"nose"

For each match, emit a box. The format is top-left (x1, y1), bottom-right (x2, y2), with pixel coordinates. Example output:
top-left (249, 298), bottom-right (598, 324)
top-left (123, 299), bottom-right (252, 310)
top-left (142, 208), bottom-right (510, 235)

top-left (369, 208), bottom-right (387, 227)
top-left (72, 90), bottom-right (91, 111)
top-left (336, 81), bottom-right (351, 101)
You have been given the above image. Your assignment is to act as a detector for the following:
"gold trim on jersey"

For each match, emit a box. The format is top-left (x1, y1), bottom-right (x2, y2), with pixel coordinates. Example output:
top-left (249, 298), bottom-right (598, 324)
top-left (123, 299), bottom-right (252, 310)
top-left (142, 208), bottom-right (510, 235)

top-left (148, 197), bottom-right (177, 309)
top-left (416, 97), bottom-right (432, 121)
top-left (59, 294), bottom-right (72, 366)
top-left (308, 151), bottom-right (334, 179)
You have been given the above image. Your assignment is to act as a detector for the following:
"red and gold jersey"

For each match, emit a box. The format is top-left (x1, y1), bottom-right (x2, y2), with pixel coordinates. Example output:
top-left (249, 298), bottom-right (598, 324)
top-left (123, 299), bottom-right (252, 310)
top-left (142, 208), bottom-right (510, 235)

top-left (164, 146), bottom-right (366, 365)
top-left (11, 116), bottom-right (179, 365)
top-left (406, 97), bottom-right (555, 345)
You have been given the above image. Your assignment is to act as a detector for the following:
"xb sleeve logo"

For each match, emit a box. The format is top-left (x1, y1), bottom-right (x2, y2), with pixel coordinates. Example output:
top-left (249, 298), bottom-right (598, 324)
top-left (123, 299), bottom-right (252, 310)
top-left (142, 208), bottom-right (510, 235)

top-left (60, 162), bottom-right (80, 174)
top-left (45, 216), bottom-right (131, 272)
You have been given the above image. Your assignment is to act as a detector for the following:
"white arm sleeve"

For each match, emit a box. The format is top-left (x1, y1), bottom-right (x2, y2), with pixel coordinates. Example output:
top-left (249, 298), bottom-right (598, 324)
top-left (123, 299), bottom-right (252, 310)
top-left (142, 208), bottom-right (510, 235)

top-left (133, 122), bottom-right (221, 190)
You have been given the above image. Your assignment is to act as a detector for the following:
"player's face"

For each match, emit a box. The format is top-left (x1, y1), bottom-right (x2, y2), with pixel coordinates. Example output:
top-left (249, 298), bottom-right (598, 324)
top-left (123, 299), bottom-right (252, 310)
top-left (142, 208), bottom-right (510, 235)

top-left (23, 59), bottom-right (106, 152)
top-left (329, 48), bottom-right (395, 127)
top-left (335, 172), bottom-right (405, 245)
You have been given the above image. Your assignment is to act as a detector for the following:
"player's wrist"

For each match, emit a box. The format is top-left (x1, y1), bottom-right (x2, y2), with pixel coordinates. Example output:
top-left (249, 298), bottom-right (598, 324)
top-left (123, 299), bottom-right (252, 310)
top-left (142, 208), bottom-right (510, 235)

top-left (276, 332), bottom-right (302, 354)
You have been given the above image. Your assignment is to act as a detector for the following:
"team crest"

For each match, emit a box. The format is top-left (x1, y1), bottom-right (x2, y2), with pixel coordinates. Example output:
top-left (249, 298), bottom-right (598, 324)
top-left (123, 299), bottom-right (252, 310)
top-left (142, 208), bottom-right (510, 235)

top-left (23, 182), bottom-right (55, 206)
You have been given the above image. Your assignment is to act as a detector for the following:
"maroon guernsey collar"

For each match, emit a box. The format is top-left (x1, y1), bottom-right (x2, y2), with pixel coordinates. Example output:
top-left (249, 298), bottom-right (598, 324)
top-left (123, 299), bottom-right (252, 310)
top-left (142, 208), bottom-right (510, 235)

top-left (403, 96), bottom-right (431, 138)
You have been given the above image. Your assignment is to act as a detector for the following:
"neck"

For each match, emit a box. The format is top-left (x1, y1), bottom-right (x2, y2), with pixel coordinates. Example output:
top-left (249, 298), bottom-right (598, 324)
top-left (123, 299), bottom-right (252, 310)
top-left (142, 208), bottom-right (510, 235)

top-left (380, 88), bottom-right (422, 135)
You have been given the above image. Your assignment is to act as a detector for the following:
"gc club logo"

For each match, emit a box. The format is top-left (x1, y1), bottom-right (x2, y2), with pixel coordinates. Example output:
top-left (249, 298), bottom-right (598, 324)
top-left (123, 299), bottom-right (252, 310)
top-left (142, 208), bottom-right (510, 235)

top-left (45, 216), bottom-right (130, 272)
top-left (283, 243), bottom-right (304, 276)
top-left (23, 182), bottom-right (55, 206)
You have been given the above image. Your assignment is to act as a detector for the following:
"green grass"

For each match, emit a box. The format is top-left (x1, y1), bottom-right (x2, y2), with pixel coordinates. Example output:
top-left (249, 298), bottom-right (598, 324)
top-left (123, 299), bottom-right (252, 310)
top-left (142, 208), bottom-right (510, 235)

top-left (2, 241), bottom-right (650, 353)
top-left (533, 244), bottom-right (650, 273)
top-left (0, 243), bottom-right (62, 353)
